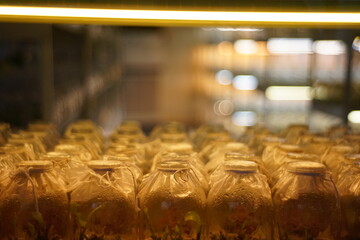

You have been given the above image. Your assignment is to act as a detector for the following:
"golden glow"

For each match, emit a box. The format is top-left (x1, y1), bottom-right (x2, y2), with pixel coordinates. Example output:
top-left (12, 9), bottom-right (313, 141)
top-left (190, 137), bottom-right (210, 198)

top-left (0, 6), bottom-right (359, 26)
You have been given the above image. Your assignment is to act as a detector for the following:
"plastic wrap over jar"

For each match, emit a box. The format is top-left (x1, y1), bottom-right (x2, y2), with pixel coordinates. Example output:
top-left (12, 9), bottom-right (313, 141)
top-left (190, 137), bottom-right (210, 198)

top-left (54, 144), bottom-right (92, 162)
top-left (191, 124), bottom-right (229, 151)
top-left (112, 124), bottom-right (147, 143)
top-left (321, 145), bottom-right (355, 180)
top-left (150, 142), bottom-right (194, 172)
top-left (60, 135), bottom-right (102, 160)
top-left (0, 161), bottom-right (70, 240)
top-left (150, 142), bottom-right (197, 171)
top-left (65, 120), bottom-right (104, 144)
top-left (208, 160), bottom-right (272, 240)
top-left (149, 152), bottom-right (209, 194)
top-left (28, 122), bottom-right (59, 144)
top-left (150, 121), bottom-right (187, 140)
top-left (337, 154), bottom-right (360, 182)
top-left (0, 152), bottom-right (16, 194)
top-left (249, 134), bottom-right (283, 155)
top-left (198, 137), bottom-right (234, 165)
top-left (138, 161), bottom-right (206, 240)
top-left (260, 137), bottom-right (286, 167)
top-left (272, 161), bottom-right (340, 240)
top-left (209, 152), bottom-right (265, 187)
top-left (102, 154), bottom-right (143, 189)
top-left (262, 144), bottom-right (304, 176)
top-left (0, 122), bottom-right (10, 144)
top-left (8, 132), bottom-right (47, 155)
top-left (282, 124), bottom-right (309, 144)
top-left (205, 142), bottom-right (251, 173)
top-left (40, 151), bottom-right (87, 187)
top-left (0, 143), bottom-right (36, 161)
top-left (198, 132), bottom-right (232, 154)
top-left (344, 134), bottom-right (360, 152)
top-left (70, 160), bottom-right (138, 240)
top-left (336, 154), bottom-right (360, 239)
top-left (107, 143), bottom-right (149, 173)
top-left (22, 129), bottom-right (55, 151)
top-left (304, 136), bottom-right (335, 156)
top-left (147, 132), bottom-right (192, 161)
top-left (326, 125), bottom-right (351, 139)
top-left (270, 153), bottom-right (319, 188)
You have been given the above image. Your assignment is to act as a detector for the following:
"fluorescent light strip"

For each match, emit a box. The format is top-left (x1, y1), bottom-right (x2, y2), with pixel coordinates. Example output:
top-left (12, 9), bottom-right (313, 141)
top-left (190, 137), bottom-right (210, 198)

top-left (0, 6), bottom-right (360, 24)
top-left (266, 86), bottom-right (311, 101)
top-left (348, 110), bottom-right (360, 124)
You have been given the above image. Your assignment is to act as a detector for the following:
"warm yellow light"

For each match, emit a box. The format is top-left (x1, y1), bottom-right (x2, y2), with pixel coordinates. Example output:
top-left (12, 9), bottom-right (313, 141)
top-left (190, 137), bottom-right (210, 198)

top-left (0, 6), bottom-right (359, 26)
top-left (266, 86), bottom-right (312, 101)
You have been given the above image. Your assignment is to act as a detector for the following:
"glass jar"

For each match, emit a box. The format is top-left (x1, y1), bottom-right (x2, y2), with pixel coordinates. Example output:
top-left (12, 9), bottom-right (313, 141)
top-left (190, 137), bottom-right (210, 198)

top-left (0, 122), bottom-right (10, 145)
top-left (115, 124), bottom-right (146, 141)
top-left (138, 161), bottom-right (206, 240)
top-left (60, 135), bottom-right (102, 160)
top-left (65, 120), bottom-right (103, 144)
top-left (8, 132), bottom-right (47, 155)
top-left (336, 154), bottom-right (360, 240)
top-left (208, 160), bottom-right (272, 240)
top-left (262, 144), bottom-right (304, 176)
top-left (107, 143), bottom-right (149, 173)
top-left (152, 152), bottom-right (209, 193)
top-left (321, 145), bottom-right (355, 181)
top-left (270, 153), bottom-right (319, 188)
top-left (282, 124), bottom-right (309, 144)
top-left (261, 137), bottom-right (287, 168)
top-left (0, 152), bottom-right (15, 194)
top-left (40, 151), bottom-right (87, 187)
top-left (102, 154), bottom-right (143, 189)
top-left (337, 154), bottom-right (360, 182)
top-left (304, 136), bottom-right (335, 156)
top-left (70, 160), bottom-right (138, 240)
top-left (326, 125), bottom-right (351, 139)
top-left (54, 144), bottom-right (92, 162)
top-left (0, 143), bottom-right (36, 162)
top-left (209, 152), bottom-right (264, 187)
top-left (0, 161), bottom-right (70, 239)
top-left (204, 142), bottom-right (251, 173)
top-left (250, 134), bottom-right (283, 156)
top-left (273, 161), bottom-right (340, 240)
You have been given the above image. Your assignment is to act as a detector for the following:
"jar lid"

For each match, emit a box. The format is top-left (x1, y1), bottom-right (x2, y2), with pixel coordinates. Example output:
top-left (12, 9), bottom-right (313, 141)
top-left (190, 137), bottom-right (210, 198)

top-left (345, 154), bottom-right (360, 162)
top-left (87, 160), bottom-right (122, 170)
top-left (286, 153), bottom-right (319, 162)
top-left (0, 143), bottom-right (28, 152)
top-left (330, 145), bottom-right (354, 153)
top-left (287, 161), bottom-right (326, 175)
top-left (311, 136), bottom-right (333, 144)
top-left (158, 159), bottom-right (189, 171)
top-left (41, 152), bottom-right (71, 161)
top-left (164, 143), bottom-right (193, 153)
top-left (102, 154), bottom-right (132, 162)
top-left (263, 136), bottom-right (285, 144)
top-left (278, 144), bottom-right (303, 153)
top-left (55, 144), bottom-right (87, 152)
top-left (225, 152), bottom-right (256, 161)
top-left (224, 160), bottom-right (258, 173)
top-left (17, 161), bottom-right (53, 170)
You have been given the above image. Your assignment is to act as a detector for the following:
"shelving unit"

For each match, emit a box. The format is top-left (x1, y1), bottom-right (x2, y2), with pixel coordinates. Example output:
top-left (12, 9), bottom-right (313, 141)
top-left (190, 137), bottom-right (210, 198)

top-left (0, 23), bottom-right (123, 132)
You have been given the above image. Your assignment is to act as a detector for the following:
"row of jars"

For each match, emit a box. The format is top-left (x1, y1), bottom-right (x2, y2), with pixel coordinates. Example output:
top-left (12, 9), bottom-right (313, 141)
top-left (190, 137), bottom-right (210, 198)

top-left (0, 121), bottom-right (360, 240)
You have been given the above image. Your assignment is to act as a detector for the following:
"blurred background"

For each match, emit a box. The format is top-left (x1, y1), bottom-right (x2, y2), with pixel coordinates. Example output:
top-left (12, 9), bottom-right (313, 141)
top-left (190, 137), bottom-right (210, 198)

top-left (0, 1), bottom-right (360, 134)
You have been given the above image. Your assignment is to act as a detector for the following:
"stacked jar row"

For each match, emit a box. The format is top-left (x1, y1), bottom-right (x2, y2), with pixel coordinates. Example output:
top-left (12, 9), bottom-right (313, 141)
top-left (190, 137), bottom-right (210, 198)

top-left (0, 121), bottom-right (359, 240)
